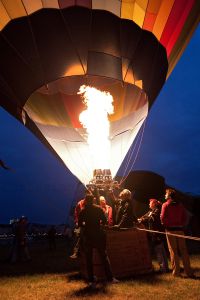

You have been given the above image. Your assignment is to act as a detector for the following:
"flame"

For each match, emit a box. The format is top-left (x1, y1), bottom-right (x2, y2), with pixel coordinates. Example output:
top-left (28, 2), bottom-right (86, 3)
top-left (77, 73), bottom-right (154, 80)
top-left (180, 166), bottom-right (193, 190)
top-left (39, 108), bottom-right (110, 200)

top-left (78, 85), bottom-right (114, 170)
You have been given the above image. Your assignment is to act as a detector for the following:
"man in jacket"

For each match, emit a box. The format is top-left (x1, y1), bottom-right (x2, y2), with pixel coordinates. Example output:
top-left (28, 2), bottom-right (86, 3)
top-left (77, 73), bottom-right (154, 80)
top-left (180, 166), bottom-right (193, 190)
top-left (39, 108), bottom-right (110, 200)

top-left (160, 188), bottom-right (194, 278)
top-left (78, 194), bottom-right (119, 287)
top-left (114, 189), bottom-right (137, 228)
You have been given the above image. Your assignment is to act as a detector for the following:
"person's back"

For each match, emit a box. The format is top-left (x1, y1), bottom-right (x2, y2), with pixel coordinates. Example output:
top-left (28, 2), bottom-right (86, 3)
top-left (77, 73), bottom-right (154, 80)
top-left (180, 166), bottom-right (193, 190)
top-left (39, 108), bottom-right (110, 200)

top-left (161, 188), bottom-right (194, 278)
top-left (161, 199), bottom-right (187, 229)
top-left (78, 194), bottom-right (118, 286)
top-left (79, 203), bottom-right (106, 240)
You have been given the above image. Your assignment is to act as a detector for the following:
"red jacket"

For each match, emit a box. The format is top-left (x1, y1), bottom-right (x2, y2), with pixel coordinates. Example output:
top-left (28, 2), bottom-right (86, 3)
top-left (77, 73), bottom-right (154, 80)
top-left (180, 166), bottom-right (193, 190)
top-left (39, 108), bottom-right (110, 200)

top-left (160, 198), bottom-right (187, 229)
top-left (101, 204), bottom-right (113, 226)
top-left (74, 199), bottom-right (86, 225)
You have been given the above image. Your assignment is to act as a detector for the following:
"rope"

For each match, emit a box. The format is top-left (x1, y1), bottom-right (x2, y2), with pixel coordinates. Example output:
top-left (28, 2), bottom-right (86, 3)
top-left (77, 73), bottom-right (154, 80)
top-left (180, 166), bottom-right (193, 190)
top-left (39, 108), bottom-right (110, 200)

top-left (120, 118), bottom-right (147, 186)
top-left (119, 127), bottom-right (141, 180)
top-left (135, 226), bottom-right (200, 242)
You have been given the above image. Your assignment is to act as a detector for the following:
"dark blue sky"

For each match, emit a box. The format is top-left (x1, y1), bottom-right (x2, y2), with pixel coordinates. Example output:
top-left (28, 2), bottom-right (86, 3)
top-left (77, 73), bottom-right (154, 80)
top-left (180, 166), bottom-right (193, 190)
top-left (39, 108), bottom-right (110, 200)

top-left (132, 26), bottom-right (200, 194)
top-left (0, 26), bottom-right (199, 224)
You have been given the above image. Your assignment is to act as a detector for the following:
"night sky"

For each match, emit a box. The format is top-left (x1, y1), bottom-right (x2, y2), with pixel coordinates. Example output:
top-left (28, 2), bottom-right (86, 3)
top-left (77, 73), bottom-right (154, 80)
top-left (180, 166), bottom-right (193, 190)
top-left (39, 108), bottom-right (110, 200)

top-left (0, 26), bottom-right (199, 225)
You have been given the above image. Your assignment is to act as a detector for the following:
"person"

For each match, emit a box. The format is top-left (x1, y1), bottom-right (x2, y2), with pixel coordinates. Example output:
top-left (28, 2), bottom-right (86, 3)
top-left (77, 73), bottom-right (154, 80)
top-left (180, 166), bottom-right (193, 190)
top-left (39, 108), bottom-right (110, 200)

top-left (70, 199), bottom-right (86, 259)
top-left (74, 198), bottom-right (86, 226)
top-left (11, 216), bottom-right (31, 263)
top-left (70, 192), bottom-right (90, 259)
top-left (63, 224), bottom-right (73, 254)
top-left (114, 189), bottom-right (137, 228)
top-left (78, 194), bottom-right (119, 287)
top-left (47, 225), bottom-right (56, 251)
top-left (138, 199), bottom-right (169, 273)
top-left (99, 196), bottom-right (113, 226)
top-left (9, 219), bottom-right (19, 263)
top-left (160, 188), bottom-right (195, 278)
top-left (107, 189), bottom-right (121, 225)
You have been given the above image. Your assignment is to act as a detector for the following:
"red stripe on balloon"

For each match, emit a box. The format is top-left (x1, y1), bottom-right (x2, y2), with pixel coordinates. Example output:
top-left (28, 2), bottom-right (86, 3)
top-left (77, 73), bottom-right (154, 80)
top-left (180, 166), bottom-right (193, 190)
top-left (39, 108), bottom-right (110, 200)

top-left (61, 93), bottom-right (84, 128)
top-left (160, 0), bottom-right (195, 57)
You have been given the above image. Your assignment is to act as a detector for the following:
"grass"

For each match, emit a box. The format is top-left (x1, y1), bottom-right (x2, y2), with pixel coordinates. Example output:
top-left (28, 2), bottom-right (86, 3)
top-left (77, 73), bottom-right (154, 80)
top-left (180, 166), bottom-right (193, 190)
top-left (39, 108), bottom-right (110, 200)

top-left (0, 238), bottom-right (200, 300)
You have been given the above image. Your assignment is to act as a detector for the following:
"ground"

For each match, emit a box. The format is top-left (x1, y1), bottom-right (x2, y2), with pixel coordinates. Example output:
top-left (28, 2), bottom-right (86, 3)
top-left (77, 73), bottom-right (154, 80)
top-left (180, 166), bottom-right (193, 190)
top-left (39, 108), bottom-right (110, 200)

top-left (0, 237), bottom-right (200, 300)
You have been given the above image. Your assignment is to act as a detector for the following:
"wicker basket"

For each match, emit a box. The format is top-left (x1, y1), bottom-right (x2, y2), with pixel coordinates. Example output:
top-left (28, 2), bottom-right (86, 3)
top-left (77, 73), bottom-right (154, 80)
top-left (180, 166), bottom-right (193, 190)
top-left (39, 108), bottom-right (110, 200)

top-left (80, 225), bottom-right (152, 279)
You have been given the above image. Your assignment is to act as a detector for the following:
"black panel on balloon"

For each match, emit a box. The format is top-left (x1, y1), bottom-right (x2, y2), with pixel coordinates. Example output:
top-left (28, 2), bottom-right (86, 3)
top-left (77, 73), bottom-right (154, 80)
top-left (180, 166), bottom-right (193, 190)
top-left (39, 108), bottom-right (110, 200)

top-left (62, 6), bottom-right (92, 73)
top-left (87, 52), bottom-right (122, 81)
top-left (120, 19), bottom-right (141, 60)
top-left (31, 9), bottom-right (84, 82)
top-left (0, 31), bottom-right (41, 106)
top-left (90, 10), bottom-right (121, 58)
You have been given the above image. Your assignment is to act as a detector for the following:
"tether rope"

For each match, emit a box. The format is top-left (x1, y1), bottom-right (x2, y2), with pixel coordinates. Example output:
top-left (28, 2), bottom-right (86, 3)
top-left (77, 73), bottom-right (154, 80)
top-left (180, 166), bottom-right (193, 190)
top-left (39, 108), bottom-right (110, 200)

top-left (135, 226), bottom-right (200, 242)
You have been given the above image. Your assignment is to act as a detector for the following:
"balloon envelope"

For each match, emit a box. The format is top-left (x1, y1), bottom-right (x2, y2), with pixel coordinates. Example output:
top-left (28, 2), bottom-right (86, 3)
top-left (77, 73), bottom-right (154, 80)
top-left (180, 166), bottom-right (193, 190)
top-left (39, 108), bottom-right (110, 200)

top-left (0, 1), bottom-right (199, 184)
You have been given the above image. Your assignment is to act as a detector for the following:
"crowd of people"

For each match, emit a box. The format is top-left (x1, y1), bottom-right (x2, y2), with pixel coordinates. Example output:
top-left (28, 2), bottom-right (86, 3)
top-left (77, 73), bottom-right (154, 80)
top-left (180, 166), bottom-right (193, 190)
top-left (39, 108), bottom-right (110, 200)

top-left (6, 187), bottom-right (196, 287)
top-left (71, 187), bottom-right (196, 287)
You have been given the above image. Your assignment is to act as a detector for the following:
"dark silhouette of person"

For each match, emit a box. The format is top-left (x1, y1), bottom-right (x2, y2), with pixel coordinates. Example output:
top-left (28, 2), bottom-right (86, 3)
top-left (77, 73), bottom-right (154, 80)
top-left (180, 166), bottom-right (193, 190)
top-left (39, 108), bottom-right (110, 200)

top-left (11, 216), bottom-right (31, 262)
top-left (48, 225), bottom-right (56, 251)
top-left (78, 194), bottom-right (119, 287)
top-left (63, 224), bottom-right (73, 254)
top-left (138, 199), bottom-right (169, 272)
top-left (9, 219), bottom-right (19, 263)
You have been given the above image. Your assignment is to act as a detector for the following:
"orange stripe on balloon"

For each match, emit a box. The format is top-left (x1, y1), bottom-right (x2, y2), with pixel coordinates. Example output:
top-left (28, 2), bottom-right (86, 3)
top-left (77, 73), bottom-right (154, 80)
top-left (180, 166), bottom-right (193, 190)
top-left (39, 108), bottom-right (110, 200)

top-left (152, 0), bottom-right (175, 41)
top-left (143, 11), bottom-right (157, 31)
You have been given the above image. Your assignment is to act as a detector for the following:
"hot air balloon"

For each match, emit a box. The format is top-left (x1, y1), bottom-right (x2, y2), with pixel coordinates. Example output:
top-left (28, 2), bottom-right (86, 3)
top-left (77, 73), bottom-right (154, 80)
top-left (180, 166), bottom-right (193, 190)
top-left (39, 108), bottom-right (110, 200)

top-left (0, 0), bottom-right (199, 185)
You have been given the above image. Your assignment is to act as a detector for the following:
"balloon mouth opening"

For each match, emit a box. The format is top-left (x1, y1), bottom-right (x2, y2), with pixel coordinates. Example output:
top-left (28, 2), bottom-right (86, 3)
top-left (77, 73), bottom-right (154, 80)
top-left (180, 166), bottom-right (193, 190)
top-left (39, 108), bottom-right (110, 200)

top-left (24, 75), bottom-right (148, 127)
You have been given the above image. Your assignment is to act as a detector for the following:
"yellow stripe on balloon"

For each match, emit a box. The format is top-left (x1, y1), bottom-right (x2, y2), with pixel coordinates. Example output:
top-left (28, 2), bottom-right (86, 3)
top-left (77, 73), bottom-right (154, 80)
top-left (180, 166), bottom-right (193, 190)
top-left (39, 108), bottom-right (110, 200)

top-left (121, 0), bottom-right (135, 20)
top-left (132, 1), bottom-right (146, 28)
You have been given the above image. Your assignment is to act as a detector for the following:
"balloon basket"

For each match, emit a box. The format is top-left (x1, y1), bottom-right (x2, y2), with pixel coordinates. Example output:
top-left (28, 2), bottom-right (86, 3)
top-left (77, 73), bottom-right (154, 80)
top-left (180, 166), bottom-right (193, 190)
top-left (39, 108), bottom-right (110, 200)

top-left (79, 225), bottom-right (152, 280)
